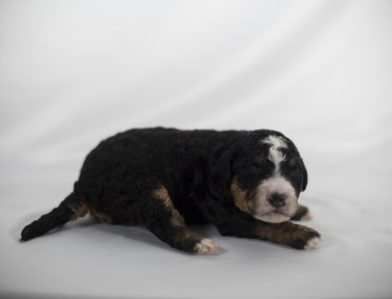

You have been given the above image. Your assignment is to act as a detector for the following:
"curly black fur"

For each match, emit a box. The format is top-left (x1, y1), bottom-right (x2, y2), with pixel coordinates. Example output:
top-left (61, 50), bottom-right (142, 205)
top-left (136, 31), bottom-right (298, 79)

top-left (21, 127), bottom-right (320, 253)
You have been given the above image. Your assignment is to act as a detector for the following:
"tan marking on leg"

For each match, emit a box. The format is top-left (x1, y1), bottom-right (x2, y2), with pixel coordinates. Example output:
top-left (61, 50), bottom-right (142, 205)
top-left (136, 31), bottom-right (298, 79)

top-left (91, 208), bottom-right (112, 223)
top-left (170, 209), bottom-right (186, 227)
top-left (172, 228), bottom-right (198, 244)
top-left (152, 185), bottom-right (213, 252)
top-left (254, 221), bottom-right (303, 242)
top-left (253, 221), bottom-right (320, 249)
top-left (153, 185), bottom-right (173, 209)
top-left (153, 185), bottom-right (186, 227)
top-left (231, 178), bottom-right (250, 213)
top-left (69, 202), bottom-right (89, 220)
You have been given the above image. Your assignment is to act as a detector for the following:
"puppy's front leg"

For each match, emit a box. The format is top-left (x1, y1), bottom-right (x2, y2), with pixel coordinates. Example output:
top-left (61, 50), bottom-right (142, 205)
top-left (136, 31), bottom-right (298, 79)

top-left (214, 208), bottom-right (321, 249)
top-left (290, 204), bottom-right (312, 221)
top-left (251, 221), bottom-right (321, 249)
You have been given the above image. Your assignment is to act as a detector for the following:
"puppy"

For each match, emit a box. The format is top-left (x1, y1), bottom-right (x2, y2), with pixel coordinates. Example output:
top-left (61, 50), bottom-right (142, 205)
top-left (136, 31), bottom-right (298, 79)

top-left (21, 128), bottom-right (321, 254)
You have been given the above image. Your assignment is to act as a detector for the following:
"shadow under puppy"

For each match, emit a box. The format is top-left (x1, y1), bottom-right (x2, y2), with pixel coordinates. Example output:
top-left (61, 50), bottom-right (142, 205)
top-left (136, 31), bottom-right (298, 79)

top-left (21, 127), bottom-right (321, 254)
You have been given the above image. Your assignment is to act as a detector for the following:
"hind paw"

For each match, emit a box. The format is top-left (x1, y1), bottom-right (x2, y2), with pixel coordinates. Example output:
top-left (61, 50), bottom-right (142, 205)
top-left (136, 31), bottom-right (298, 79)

top-left (194, 239), bottom-right (218, 254)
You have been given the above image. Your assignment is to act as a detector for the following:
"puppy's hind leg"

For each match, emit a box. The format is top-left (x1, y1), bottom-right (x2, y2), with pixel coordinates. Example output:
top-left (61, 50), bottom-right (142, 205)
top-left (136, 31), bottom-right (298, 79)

top-left (140, 185), bottom-right (218, 254)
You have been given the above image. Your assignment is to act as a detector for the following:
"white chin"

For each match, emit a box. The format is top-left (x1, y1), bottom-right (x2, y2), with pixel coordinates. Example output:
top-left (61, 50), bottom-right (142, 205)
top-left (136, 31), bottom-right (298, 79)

top-left (254, 213), bottom-right (290, 223)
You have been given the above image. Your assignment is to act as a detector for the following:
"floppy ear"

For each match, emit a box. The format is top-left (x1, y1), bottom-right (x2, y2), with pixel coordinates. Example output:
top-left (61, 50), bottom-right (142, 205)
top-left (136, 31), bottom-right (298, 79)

top-left (301, 159), bottom-right (308, 191)
top-left (284, 136), bottom-right (308, 192)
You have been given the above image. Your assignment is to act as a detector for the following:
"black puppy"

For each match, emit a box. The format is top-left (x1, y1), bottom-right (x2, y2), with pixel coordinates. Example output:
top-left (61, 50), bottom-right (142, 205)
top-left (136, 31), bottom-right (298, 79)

top-left (21, 128), bottom-right (321, 254)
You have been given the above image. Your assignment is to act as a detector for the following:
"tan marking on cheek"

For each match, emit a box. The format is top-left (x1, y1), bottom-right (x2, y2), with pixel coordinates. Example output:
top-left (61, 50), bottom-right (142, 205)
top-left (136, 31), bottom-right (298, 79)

top-left (231, 178), bottom-right (250, 213)
top-left (247, 190), bottom-right (256, 212)
top-left (69, 202), bottom-right (89, 220)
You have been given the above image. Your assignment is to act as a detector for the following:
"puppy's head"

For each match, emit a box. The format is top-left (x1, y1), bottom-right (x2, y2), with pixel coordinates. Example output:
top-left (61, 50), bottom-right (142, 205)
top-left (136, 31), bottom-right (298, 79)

top-left (231, 131), bottom-right (307, 223)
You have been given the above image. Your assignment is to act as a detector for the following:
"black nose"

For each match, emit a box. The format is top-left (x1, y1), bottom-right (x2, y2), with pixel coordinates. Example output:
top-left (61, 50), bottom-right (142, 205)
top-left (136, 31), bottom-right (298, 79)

top-left (268, 193), bottom-right (286, 208)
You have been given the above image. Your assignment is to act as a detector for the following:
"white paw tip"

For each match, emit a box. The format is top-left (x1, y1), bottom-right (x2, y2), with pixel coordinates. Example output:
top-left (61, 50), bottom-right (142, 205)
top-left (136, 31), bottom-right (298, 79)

top-left (194, 239), bottom-right (218, 255)
top-left (301, 211), bottom-right (313, 221)
top-left (304, 236), bottom-right (322, 249)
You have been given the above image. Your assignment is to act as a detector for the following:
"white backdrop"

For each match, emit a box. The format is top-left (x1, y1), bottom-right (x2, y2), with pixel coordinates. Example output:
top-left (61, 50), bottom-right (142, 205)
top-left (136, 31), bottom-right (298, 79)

top-left (1, 1), bottom-right (392, 298)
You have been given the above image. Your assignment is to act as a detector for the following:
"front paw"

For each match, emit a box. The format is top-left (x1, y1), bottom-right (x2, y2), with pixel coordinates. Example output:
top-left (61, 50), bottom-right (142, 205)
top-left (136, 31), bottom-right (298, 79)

top-left (194, 239), bottom-right (219, 255)
top-left (291, 205), bottom-right (312, 221)
top-left (288, 226), bottom-right (322, 250)
top-left (304, 236), bottom-right (322, 249)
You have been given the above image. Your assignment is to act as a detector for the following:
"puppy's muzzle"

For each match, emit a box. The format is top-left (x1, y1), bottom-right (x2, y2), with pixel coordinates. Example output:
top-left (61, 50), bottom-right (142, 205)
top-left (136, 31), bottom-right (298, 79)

top-left (268, 192), bottom-right (287, 208)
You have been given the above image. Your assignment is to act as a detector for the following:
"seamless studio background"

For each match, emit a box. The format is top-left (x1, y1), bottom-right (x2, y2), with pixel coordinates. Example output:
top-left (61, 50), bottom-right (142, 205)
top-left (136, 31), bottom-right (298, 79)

top-left (1, 1), bottom-right (392, 298)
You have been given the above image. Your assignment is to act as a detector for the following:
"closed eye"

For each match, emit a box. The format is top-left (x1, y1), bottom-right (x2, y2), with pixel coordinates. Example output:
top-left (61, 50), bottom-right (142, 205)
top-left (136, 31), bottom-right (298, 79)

top-left (289, 164), bottom-right (301, 176)
top-left (283, 158), bottom-right (300, 174)
top-left (248, 164), bottom-right (263, 173)
top-left (291, 167), bottom-right (300, 174)
top-left (251, 161), bottom-right (271, 170)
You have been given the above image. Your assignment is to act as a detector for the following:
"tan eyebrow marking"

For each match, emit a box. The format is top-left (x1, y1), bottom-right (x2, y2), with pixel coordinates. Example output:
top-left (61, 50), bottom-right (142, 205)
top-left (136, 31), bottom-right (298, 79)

top-left (255, 154), bottom-right (265, 165)
top-left (289, 158), bottom-right (297, 167)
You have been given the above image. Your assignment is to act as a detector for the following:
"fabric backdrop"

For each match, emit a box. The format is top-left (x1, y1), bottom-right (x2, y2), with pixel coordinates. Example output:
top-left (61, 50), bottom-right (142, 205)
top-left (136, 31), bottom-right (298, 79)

top-left (1, 1), bottom-right (391, 298)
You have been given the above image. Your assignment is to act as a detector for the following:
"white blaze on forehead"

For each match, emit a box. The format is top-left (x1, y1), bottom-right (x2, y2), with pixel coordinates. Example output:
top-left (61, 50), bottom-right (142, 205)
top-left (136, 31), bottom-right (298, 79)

top-left (261, 135), bottom-right (287, 174)
top-left (251, 135), bottom-right (298, 224)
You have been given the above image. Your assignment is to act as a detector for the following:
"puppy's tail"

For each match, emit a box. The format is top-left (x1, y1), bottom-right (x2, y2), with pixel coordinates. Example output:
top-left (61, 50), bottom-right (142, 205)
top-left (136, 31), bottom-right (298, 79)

top-left (20, 182), bottom-right (89, 241)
